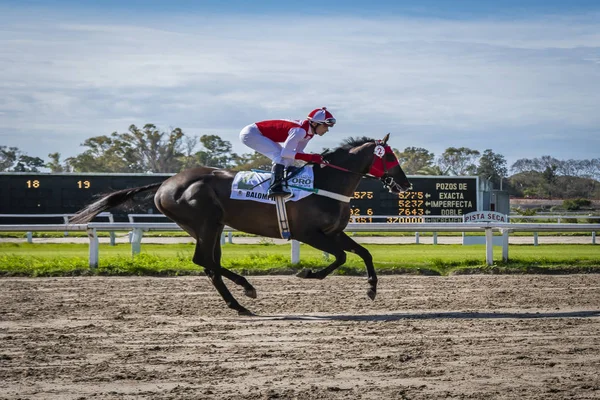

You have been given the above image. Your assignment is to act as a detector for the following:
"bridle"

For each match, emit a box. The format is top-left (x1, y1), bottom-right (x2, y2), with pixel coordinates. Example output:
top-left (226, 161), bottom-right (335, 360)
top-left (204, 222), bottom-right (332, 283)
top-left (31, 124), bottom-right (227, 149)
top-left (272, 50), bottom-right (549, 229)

top-left (316, 140), bottom-right (404, 192)
top-left (367, 140), bottom-right (402, 192)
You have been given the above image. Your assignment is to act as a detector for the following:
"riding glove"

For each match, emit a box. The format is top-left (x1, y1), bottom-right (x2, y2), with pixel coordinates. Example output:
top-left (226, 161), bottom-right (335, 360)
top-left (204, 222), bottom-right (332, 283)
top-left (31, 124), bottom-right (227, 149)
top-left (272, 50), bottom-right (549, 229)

top-left (295, 153), bottom-right (324, 164)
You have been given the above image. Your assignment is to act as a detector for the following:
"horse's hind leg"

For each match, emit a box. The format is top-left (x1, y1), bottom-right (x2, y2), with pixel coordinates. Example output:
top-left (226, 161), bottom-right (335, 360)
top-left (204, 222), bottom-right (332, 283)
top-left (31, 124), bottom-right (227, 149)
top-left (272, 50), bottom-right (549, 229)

top-left (204, 269), bottom-right (253, 316)
top-left (192, 224), bottom-right (256, 315)
top-left (212, 229), bottom-right (257, 299)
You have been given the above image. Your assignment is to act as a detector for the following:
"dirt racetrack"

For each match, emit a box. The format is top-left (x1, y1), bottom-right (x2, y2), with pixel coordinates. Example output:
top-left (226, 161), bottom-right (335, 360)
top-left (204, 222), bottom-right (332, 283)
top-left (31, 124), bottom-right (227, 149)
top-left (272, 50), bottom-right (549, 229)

top-left (1, 275), bottom-right (599, 399)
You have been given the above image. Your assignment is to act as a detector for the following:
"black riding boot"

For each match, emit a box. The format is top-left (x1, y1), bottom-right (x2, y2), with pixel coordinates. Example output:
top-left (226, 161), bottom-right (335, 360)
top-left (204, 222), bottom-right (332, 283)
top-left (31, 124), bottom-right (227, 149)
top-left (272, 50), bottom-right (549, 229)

top-left (285, 165), bottom-right (299, 177)
top-left (267, 164), bottom-right (290, 199)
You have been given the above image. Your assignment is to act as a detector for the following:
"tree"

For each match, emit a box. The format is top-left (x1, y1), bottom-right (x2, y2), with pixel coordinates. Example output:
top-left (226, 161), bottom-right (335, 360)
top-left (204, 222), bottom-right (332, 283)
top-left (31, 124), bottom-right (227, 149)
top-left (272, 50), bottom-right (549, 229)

top-left (0, 146), bottom-right (45, 172)
top-left (66, 124), bottom-right (188, 173)
top-left (511, 156), bottom-right (561, 175)
top-left (0, 146), bottom-right (18, 171)
top-left (510, 158), bottom-right (537, 174)
top-left (394, 147), bottom-right (435, 175)
top-left (587, 159), bottom-right (600, 181)
top-left (120, 124), bottom-right (185, 172)
top-left (476, 149), bottom-right (507, 189)
top-left (46, 152), bottom-right (71, 173)
top-left (541, 164), bottom-right (559, 198)
top-left (437, 147), bottom-right (480, 176)
top-left (192, 135), bottom-right (240, 168)
top-left (508, 171), bottom-right (543, 198)
top-left (13, 155), bottom-right (45, 172)
top-left (415, 165), bottom-right (448, 175)
top-left (178, 135), bottom-right (201, 170)
top-left (232, 152), bottom-right (271, 171)
top-left (66, 135), bottom-right (140, 172)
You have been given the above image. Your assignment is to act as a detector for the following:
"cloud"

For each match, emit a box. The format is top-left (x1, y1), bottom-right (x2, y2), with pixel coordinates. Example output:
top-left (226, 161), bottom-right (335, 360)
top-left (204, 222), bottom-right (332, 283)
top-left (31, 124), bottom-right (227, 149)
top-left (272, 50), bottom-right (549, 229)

top-left (0, 7), bottom-right (599, 167)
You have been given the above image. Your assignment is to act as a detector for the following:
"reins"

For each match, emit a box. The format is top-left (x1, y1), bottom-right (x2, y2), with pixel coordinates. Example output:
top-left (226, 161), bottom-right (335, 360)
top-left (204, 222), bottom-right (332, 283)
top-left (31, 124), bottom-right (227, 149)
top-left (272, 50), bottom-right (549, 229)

top-left (317, 161), bottom-right (381, 181)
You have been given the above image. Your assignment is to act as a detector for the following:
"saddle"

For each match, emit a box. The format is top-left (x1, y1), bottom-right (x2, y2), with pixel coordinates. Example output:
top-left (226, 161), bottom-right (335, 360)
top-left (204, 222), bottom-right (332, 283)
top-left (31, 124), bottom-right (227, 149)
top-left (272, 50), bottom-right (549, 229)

top-left (230, 167), bottom-right (315, 204)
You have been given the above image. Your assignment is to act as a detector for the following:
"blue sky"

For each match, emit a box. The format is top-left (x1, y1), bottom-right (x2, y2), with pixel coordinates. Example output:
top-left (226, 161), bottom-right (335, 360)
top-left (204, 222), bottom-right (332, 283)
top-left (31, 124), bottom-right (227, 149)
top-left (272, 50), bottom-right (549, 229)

top-left (1, 0), bottom-right (599, 170)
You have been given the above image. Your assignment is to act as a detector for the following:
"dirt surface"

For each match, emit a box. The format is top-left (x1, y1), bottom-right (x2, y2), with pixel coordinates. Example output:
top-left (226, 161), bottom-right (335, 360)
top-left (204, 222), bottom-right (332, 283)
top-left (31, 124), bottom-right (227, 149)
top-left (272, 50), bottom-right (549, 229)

top-left (1, 275), bottom-right (599, 399)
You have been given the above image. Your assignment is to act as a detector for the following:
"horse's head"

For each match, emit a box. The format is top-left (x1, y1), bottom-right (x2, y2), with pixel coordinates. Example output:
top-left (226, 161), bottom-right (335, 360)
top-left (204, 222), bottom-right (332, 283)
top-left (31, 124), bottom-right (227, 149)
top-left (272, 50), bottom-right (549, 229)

top-left (367, 133), bottom-right (412, 193)
top-left (324, 134), bottom-right (412, 193)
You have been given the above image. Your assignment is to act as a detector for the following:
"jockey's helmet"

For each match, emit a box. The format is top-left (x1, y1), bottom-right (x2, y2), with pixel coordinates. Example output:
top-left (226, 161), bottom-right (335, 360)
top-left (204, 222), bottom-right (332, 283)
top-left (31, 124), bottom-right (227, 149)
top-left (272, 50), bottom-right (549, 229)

top-left (307, 107), bottom-right (336, 127)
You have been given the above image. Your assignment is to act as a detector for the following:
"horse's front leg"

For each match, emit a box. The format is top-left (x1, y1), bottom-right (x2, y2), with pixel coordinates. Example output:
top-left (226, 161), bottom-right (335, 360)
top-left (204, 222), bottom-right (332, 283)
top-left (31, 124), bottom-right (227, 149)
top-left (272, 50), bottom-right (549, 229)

top-left (294, 231), bottom-right (347, 280)
top-left (296, 231), bottom-right (378, 300)
top-left (335, 232), bottom-right (377, 300)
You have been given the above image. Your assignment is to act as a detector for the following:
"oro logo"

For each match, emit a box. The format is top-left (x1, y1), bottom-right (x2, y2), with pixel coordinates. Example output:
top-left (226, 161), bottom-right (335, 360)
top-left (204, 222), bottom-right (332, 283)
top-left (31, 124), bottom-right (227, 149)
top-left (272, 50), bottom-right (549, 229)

top-left (291, 178), bottom-right (312, 185)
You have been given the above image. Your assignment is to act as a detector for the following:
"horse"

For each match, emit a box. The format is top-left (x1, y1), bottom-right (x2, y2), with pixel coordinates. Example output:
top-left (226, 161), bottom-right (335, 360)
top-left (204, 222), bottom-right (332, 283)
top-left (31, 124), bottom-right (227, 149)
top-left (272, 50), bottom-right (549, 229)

top-left (70, 133), bottom-right (412, 315)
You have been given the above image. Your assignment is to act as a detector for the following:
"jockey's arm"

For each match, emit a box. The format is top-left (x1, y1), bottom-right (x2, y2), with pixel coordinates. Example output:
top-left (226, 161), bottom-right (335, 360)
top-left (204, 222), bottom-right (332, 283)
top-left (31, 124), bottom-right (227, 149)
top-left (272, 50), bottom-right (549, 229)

top-left (280, 127), bottom-right (310, 160)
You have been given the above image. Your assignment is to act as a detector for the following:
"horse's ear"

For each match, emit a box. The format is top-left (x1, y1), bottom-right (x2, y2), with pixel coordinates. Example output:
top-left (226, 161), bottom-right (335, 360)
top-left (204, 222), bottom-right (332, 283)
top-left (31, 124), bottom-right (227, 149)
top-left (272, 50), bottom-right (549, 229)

top-left (383, 133), bottom-right (390, 144)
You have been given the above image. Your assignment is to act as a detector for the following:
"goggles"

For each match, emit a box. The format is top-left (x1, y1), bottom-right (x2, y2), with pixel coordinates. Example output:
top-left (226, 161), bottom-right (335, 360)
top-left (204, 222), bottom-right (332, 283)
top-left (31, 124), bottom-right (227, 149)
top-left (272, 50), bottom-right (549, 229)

top-left (320, 118), bottom-right (336, 127)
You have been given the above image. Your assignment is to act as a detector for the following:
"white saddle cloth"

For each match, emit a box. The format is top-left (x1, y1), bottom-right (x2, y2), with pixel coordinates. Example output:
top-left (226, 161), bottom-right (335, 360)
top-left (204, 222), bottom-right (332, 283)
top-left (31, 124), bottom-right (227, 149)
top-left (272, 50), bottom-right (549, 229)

top-left (230, 167), bottom-right (315, 204)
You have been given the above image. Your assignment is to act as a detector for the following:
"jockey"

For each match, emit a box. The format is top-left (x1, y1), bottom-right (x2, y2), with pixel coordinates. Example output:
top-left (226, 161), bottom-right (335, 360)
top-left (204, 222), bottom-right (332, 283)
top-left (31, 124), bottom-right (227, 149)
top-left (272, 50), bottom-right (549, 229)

top-left (239, 107), bottom-right (336, 198)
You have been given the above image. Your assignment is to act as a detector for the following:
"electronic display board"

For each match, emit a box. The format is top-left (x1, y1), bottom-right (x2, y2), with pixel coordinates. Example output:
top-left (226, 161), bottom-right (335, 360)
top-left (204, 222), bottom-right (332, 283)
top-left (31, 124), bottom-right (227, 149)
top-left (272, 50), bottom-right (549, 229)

top-left (0, 173), bottom-right (479, 224)
top-left (349, 176), bottom-right (479, 223)
top-left (0, 173), bottom-right (172, 223)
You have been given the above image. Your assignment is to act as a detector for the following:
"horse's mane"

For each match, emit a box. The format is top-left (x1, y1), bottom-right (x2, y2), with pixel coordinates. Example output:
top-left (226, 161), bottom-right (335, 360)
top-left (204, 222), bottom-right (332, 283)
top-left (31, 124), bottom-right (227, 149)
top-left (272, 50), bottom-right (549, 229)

top-left (322, 137), bottom-right (375, 161)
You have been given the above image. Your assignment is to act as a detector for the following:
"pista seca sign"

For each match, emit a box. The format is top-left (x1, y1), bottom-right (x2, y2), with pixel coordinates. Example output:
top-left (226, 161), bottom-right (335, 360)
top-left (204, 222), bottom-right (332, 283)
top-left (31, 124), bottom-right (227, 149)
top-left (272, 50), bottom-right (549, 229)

top-left (464, 211), bottom-right (507, 223)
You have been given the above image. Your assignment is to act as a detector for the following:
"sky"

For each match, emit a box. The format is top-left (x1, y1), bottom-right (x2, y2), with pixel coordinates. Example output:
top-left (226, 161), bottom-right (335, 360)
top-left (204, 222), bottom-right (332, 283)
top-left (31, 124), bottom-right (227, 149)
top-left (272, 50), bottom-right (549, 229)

top-left (1, 0), bottom-right (600, 170)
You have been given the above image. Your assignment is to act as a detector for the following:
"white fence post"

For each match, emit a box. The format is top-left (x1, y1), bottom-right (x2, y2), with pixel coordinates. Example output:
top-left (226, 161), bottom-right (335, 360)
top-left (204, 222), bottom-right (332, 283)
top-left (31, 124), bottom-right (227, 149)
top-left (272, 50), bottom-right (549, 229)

top-left (62, 216), bottom-right (69, 237)
top-left (291, 240), bottom-right (300, 265)
top-left (131, 228), bottom-right (144, 256)
top-left (502, 229), bottom-right (510, 262)
top-left (485, 228), bottom-right (494, 266)
top-left (108, 214), bottom-right (116, 246)
top-left (87, 228), bottom-right (99, 268)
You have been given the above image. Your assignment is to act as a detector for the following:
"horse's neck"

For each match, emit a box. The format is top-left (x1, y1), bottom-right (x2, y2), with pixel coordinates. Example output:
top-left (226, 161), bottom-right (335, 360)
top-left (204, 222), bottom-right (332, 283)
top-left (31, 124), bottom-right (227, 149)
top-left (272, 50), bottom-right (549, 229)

top-left (314, 168), bottom-right (364, 197)
top-left (314, 150), bottom-right (373, 197)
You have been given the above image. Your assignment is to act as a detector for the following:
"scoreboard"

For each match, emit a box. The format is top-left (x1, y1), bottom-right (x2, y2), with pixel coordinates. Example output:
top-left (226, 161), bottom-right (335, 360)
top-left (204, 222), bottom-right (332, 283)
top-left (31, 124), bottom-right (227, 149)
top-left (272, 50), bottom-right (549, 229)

top-left (350, 176), bottom-right (479, 223)
top-left (0, 173), bottom-right (171, 222)
top-left (0, 173), bottom-right (479, 223)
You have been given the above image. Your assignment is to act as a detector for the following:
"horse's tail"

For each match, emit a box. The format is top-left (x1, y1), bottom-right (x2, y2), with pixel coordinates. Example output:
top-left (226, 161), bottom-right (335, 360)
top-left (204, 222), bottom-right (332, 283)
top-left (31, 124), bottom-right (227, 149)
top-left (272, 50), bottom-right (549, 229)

top-left (69, 182), bottom-right (163, 224)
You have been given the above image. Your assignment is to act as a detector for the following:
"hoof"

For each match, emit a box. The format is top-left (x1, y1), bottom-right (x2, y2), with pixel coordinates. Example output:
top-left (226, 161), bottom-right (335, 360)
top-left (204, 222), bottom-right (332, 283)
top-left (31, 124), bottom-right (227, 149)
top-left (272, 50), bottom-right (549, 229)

top-left (245, 287), bottom-right (257, 299)
top-left (367, 289), bottom-right (377, 301)
top-left (237, 308), bottom-right (255, 316)
top-left (296, 269), bottom-right (313, 279)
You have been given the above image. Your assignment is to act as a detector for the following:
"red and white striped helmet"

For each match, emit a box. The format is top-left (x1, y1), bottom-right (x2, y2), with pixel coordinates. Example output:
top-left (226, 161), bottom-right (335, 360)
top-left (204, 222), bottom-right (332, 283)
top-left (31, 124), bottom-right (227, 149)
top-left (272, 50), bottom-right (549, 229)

top-left (307, 107), bottom-right (336, 127)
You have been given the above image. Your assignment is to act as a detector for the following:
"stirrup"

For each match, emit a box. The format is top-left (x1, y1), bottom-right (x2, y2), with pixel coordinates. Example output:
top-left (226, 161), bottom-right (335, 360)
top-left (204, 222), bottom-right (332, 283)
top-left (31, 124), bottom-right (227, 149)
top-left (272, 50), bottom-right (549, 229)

top-left (267, 185), bottom-right (291, 198)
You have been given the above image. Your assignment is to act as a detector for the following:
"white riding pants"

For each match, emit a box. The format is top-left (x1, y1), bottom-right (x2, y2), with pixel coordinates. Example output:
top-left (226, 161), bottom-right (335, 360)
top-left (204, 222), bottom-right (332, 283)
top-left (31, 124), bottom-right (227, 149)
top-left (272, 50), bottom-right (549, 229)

top-left (239, 123), bottom-right (292, 167)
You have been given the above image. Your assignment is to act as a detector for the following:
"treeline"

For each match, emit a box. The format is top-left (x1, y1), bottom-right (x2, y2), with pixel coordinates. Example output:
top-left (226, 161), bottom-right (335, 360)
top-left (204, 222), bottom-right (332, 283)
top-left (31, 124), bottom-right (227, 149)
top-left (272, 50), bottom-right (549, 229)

top-left (1, 124), bottom-right (273, 175)
top-left (2, 123), bottom-right (599, 199)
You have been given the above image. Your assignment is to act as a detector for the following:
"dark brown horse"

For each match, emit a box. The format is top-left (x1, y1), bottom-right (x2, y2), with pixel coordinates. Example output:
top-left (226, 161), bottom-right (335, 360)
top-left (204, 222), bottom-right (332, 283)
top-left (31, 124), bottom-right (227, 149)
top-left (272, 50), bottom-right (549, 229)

top-left (71, 134), bottom-right (412, 315)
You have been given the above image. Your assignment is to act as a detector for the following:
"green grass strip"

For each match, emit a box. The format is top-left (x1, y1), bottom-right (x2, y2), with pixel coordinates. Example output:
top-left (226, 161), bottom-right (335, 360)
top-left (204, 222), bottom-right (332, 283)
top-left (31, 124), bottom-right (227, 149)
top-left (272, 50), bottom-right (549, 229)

top-left (1, 242), bottom-right (599, 277)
